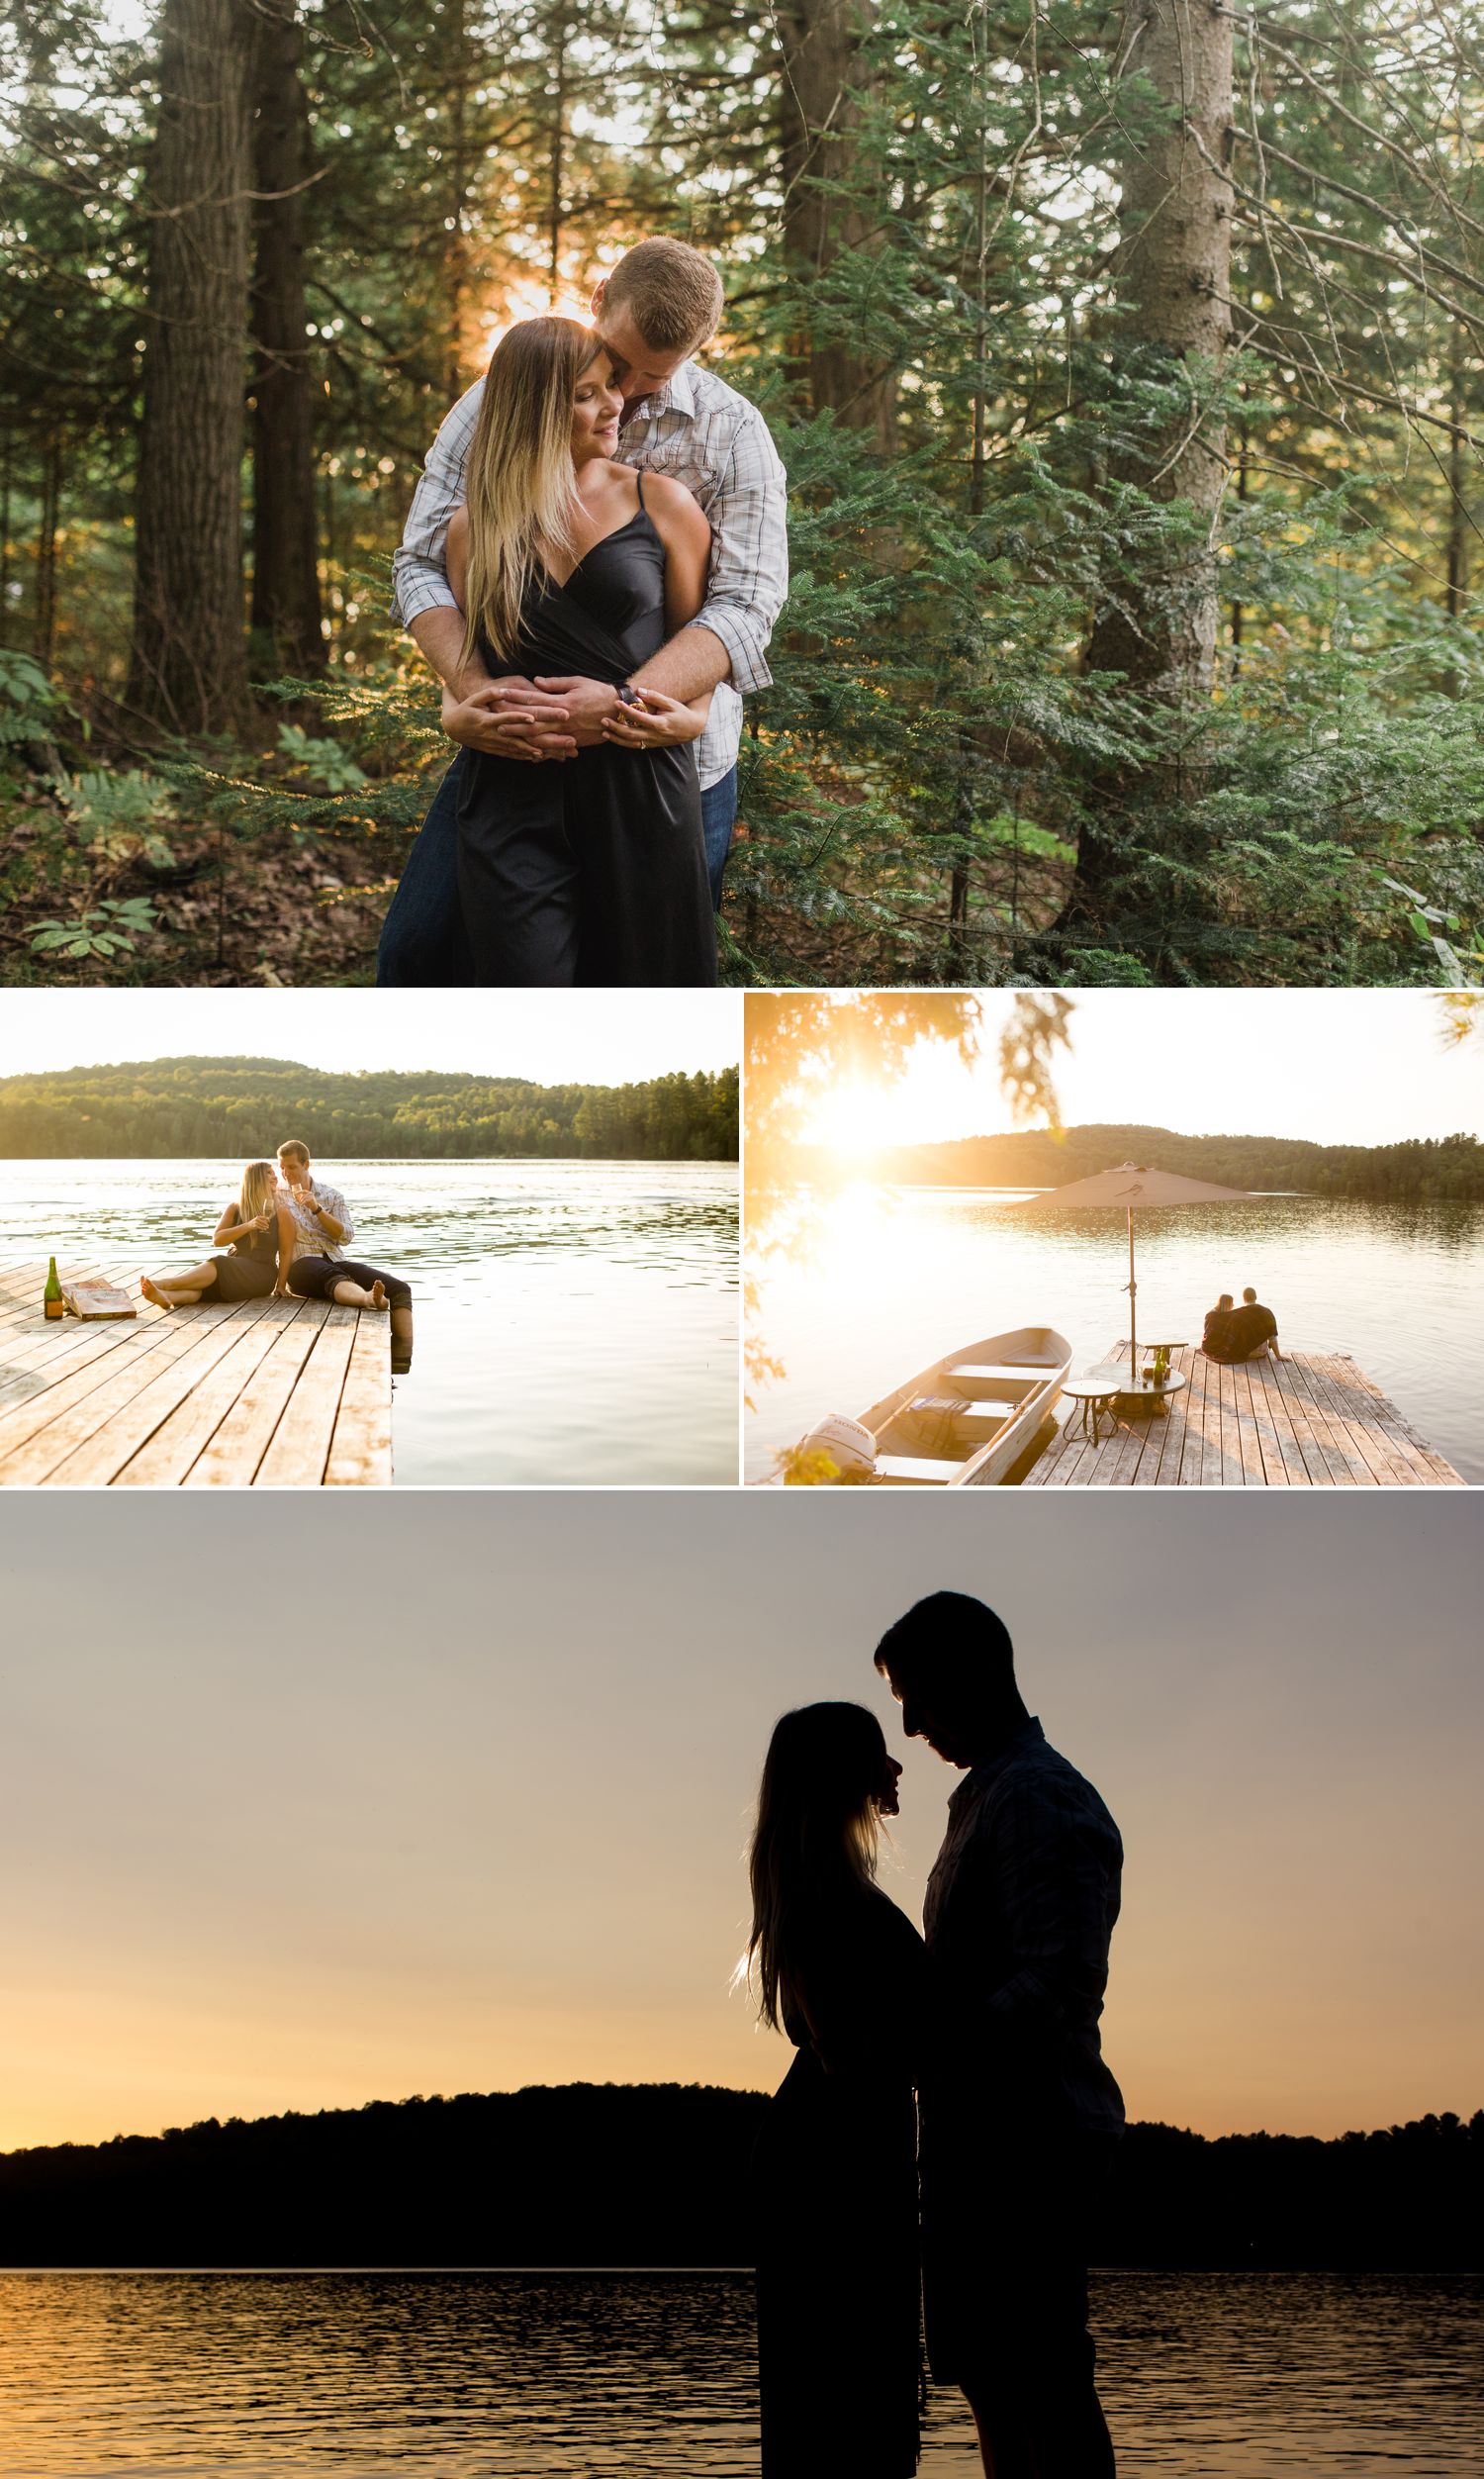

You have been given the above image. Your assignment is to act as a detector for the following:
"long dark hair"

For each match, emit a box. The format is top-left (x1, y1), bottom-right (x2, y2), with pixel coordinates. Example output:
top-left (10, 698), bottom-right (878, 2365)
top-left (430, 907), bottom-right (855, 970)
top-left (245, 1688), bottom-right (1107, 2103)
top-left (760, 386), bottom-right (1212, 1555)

top-left (746, 1702), bottom-right (888, 2033)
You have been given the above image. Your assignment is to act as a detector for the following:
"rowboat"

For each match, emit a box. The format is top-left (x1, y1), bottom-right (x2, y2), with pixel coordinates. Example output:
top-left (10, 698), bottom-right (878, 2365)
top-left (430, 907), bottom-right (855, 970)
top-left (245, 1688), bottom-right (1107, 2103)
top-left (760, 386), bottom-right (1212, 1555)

top-left (788, 1325), bottom-right (1072, 1487)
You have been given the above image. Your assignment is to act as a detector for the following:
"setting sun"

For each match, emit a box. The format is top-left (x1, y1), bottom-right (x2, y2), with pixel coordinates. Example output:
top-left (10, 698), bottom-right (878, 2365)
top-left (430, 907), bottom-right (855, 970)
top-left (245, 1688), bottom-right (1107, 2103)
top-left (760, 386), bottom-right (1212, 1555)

top-left (804, 1075), bottom-right (890, 1158)
top-left (481, 276), bottom-right (597, 349)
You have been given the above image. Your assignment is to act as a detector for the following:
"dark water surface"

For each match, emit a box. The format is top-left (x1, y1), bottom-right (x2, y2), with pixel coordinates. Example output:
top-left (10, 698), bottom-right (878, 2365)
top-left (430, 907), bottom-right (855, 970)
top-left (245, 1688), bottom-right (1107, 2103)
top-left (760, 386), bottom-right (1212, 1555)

top-left (2, 2269), bottom-right (1479, 2475)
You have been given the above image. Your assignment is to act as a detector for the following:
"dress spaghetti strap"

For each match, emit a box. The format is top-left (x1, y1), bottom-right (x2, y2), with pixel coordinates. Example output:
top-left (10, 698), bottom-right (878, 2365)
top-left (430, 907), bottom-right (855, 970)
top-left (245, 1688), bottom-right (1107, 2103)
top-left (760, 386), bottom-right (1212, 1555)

top-left (634, 470), bottom-right (646, 512)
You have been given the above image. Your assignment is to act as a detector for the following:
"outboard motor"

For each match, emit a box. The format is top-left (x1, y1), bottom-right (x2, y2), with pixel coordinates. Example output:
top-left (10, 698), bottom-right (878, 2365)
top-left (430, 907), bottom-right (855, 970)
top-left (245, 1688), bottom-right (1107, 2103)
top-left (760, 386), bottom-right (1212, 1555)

top-left (795, 1412), bottom-right (878, 1483)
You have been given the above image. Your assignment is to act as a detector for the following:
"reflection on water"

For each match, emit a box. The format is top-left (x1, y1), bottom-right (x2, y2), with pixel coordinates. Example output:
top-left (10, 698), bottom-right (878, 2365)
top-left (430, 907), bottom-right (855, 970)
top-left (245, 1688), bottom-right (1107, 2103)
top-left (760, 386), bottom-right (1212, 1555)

top-left (0, 1159), bottom-right (738, 1486)
top-left (1, 2270), bottom-right (1479, 2475)
top-left (746, 1187), bottom-right (1484, 1482)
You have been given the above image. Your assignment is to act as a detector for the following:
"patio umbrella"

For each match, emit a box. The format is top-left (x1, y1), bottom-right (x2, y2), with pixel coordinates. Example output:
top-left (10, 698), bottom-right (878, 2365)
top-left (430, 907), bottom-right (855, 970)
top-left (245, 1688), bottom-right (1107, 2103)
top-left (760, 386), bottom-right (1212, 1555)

top-left (1010, 1161), bottom-right (1259, 1369)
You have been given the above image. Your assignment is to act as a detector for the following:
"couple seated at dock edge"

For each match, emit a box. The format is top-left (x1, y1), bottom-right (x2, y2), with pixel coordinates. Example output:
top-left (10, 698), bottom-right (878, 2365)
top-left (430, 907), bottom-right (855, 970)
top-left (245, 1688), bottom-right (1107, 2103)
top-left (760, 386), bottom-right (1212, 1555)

top-left (139, 1142), bottom-right (415, 1373)
top-left (1200, 1287), bottom-right (1281, 1366)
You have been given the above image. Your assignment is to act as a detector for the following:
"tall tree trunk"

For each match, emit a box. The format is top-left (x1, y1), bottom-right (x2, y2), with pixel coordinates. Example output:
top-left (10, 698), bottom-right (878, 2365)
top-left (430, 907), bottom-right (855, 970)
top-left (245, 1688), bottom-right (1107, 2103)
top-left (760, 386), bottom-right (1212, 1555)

top-left (548, 8), bottom-right (569, 291)
top-left (249, 0), bottom-right (324, 677)
top-left (1444, 322), bottom-right (1469, 634)
top-left (36, 436), bottom-right (60, 668)
top-left (778, 0), bottom-right (895, 447)
top-left (1068, 0), bottom-right (1234, 945)
top-left (1229, 414), bottom-right (1250, 674)
top-left (129, 0), bottom-right (254, 733)
top-left (443, 0), bottom-right (473, 400)
top-left (0, 442), bottom-right (12, 648)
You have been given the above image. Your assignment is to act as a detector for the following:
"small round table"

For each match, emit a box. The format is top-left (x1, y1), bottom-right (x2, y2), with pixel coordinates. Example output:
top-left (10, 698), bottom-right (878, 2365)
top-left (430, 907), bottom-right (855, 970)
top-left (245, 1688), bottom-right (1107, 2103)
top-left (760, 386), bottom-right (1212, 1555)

top-left (1064, 1376), bottom-right (1122, 1442)
top-left (1114, 1369), bottom-right (1188, 1417)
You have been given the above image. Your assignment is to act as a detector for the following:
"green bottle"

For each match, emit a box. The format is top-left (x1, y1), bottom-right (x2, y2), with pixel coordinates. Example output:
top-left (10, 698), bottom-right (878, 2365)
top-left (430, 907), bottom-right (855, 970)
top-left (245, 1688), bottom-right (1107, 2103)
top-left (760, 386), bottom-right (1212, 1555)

top-left (44, 1255), bottom-right (64, 1320)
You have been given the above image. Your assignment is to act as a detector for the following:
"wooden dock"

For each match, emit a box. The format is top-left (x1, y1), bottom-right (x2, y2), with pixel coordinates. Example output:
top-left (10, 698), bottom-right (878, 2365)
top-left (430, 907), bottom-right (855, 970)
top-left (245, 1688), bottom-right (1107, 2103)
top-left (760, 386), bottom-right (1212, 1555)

top-left (0, 1261), bottom-right (392, 1487)
top-left (1024, 1342), bottom-right (1463, 1487)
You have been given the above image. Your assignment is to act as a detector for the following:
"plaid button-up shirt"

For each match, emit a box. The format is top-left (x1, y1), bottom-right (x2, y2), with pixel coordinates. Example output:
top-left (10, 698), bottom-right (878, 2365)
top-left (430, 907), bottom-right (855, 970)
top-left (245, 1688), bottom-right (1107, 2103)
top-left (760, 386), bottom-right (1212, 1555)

top-left (390, 359), bottom-right (788, 793)
top-left (923, 1717), bottom-right (1125, 2142)
top-left (276, 1179), bottom-right (353, 1264)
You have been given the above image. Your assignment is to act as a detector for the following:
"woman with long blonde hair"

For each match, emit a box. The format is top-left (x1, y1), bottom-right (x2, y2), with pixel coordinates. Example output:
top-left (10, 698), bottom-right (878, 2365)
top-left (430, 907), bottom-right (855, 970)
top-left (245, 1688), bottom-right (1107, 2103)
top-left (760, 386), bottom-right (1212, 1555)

top-left (745, 1702), bottom-right (926, 2477)
top-left (444, 316), bottom-right (717, 987)
top-left (140, 1161), bottom-right (294, 1310)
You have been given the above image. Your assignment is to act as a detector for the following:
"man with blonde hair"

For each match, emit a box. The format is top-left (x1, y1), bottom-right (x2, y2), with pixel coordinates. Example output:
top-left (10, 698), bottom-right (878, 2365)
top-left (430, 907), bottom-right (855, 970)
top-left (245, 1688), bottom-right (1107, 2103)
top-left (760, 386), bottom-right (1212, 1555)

top-left (381, 236), bottom-right (788, 982)
top-left (275, 1140), bottom-right (415, 1374)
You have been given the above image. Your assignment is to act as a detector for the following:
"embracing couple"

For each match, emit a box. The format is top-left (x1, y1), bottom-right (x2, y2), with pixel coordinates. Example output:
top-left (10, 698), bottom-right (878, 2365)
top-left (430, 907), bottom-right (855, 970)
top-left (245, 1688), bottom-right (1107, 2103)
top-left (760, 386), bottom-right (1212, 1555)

top-left (380, 236), bottom-right (788, 990)
top-left (747, 1591), bottom-right (1122, 2478)
top-left (139, 1141), bottom-right (415, 1373)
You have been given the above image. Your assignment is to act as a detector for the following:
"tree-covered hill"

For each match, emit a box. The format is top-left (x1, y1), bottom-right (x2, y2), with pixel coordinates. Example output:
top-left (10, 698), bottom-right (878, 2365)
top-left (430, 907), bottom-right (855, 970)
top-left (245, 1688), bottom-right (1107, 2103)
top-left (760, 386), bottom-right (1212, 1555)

top-left (0, 1057), bottom-right (739, 1161)
top-left (783, 1122), bottom-right (1484, 1204)
top-left (2, 2085), bottom-right (1478, 2271)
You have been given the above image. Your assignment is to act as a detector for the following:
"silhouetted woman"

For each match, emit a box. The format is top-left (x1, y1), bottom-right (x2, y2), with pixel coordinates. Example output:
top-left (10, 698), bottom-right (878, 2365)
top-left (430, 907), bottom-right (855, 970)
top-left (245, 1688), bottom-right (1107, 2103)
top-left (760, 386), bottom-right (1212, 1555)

top-left (140, 1160), bottom-right (294, 1310)
top-left (1201, 1291), bottom-right (1237, 1361)
top-left (746, 1702), bottom-right (926, 2477)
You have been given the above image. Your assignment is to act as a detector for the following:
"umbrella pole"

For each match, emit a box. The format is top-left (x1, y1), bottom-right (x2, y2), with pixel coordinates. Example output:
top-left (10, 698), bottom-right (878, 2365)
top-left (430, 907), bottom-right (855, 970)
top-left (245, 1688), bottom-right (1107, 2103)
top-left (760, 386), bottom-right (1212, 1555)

top-left (1127, 1205), bottom-right (1138, 1371)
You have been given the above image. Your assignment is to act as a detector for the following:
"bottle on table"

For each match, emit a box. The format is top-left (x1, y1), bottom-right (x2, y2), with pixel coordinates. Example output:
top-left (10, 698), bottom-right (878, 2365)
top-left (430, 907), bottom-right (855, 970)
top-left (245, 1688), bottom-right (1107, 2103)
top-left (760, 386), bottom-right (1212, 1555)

top-left (44, 1255), bottom-right (64, 1320)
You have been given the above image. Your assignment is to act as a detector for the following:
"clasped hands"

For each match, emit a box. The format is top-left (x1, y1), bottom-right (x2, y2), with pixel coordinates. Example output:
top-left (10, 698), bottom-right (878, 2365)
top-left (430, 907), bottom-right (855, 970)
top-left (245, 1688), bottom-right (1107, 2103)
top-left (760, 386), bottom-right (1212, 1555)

top-left (441, 673), bottom-right (701, 763)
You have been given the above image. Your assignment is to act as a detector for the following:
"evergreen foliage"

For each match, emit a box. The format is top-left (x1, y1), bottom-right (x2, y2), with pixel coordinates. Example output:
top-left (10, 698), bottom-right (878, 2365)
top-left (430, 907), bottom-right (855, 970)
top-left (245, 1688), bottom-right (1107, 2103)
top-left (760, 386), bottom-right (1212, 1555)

top-left (780, 1122), bottom-right (1484, 1202)
top-left (0, 1054), bottom-right (740, 1158)
top-left (2, 0), bottom-right (1482, 983)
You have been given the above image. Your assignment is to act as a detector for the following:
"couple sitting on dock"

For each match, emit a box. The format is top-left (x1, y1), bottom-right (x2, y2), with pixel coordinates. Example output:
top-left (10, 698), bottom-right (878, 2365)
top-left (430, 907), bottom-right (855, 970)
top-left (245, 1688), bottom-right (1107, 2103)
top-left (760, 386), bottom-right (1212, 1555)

top-left (1201, 1287), bottom-right (1282, 1366)
top-left (140, 1142), bottom-right (415, 1374)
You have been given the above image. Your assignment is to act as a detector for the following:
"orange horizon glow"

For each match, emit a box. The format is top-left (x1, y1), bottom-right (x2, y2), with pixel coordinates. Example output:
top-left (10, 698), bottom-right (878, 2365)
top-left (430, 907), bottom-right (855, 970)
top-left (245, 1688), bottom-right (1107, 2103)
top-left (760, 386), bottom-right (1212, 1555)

top-left (3, 1493), bottom-right (1480, 2167)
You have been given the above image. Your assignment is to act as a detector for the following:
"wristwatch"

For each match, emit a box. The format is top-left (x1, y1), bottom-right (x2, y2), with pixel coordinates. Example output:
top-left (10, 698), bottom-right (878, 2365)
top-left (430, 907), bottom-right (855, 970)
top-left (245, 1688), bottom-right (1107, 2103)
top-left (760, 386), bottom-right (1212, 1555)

top-left (615, 682), bottom-right (641, 708)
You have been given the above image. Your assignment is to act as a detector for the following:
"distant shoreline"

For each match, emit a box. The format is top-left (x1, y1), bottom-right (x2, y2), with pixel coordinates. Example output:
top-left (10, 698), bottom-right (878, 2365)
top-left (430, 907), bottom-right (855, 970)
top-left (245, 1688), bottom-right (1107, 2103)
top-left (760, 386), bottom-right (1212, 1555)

top-left (0, 1056), bottom-right (739, 1165)
top-left (769, 1122), bottom-right (1483, 1205)
top-left (5, 2090), bottom-right (1478, 2274)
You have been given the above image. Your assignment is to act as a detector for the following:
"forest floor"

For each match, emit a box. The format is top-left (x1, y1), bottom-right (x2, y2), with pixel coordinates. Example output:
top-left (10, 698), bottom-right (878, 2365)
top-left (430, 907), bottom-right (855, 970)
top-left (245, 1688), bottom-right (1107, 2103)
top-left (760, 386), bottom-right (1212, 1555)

top-left (0, 785), bottom-right (394, 986)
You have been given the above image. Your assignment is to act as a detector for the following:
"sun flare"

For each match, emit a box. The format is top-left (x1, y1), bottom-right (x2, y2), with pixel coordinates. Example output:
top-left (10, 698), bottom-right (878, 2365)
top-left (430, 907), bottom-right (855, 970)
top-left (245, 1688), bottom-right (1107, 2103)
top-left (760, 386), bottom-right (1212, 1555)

top-left (802, 1077), bottom-right (889, 1159)
top-left (482, 276), bottom-right (597, 350)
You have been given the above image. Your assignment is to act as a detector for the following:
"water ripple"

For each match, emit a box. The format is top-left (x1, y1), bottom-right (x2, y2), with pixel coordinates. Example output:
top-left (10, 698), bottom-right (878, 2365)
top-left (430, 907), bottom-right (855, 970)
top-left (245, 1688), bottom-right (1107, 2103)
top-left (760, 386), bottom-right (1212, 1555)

top-left (1, 2271), bottom-right (1478, 2477)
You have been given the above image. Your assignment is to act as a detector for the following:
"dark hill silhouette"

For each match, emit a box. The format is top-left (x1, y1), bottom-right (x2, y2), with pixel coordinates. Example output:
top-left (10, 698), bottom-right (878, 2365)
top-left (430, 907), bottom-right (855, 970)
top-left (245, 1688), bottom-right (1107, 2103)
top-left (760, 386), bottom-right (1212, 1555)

top-left (2, 2086), bottom-right (1478, 2271)
top-left (781, 1123), bottom-right (1484, 1203)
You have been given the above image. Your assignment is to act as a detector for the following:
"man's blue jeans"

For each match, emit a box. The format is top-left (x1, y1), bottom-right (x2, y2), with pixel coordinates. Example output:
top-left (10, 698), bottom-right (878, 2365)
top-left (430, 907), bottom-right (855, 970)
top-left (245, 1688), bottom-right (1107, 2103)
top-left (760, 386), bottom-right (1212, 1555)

top-left (375, 751), bottom-right (737, 988)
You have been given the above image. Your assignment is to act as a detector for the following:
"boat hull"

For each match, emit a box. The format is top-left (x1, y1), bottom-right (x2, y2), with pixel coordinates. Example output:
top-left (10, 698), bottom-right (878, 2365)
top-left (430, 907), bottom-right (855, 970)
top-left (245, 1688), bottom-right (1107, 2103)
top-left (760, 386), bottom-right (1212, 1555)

top-left (857, 1325), bottom-right (1071, 1487)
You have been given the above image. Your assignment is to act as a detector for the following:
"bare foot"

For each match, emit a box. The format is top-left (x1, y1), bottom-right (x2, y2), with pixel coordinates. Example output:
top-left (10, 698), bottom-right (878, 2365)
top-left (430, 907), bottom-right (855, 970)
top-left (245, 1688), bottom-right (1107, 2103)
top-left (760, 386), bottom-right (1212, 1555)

top-left (369, 1281), bottom-right (387, 1310)
top-left (140, 1278), bottom-right (177, 1311)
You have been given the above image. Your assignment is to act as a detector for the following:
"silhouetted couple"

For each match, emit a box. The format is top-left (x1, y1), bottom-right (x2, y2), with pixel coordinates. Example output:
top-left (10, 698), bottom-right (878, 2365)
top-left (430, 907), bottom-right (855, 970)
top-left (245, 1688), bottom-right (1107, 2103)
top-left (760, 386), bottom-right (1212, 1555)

top-left (1201, 1286), bottom-right (1282, 1364)
top-left (747, 1591), bottom-right (1122, 2478)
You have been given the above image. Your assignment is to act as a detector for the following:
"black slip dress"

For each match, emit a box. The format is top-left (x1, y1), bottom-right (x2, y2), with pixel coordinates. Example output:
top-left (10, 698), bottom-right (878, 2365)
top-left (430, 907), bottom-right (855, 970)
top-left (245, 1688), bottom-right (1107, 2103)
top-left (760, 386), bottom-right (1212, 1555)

top-left (751, 1882), bottom-right (926, 2477)
top-left (455, 475), bottom-right (717, 988)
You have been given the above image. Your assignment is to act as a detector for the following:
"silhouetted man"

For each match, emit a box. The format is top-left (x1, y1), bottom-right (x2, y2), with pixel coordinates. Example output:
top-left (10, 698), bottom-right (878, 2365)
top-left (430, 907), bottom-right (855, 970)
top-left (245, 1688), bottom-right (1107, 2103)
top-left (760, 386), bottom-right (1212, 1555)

top-left (876, 1590), bottom-right (1122, 2479)
top-left (1225, 1286), bottom-right (1282, 1362)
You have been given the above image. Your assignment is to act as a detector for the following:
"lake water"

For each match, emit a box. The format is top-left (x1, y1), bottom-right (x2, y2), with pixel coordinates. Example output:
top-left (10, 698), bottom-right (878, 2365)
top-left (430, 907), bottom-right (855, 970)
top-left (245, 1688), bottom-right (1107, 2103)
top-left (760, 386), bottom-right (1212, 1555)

top-left (1, 2269), bottom-right (1479, 2474)
top-left (745, 1187), bottom-right (1484, 1482)
top-left (0, 1159), bottom-right (738, 1485)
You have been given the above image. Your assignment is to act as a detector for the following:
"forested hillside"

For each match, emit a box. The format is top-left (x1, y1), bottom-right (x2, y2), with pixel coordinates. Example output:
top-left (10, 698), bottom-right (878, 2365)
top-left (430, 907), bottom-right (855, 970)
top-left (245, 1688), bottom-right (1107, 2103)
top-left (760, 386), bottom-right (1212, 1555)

top-left (0, 1056), bottom-right (739, 1158)
top-left (784, 1121), bottom-right (1484, 1200)
top-left (2, 0), bottom-right (1482, 986)
top-left (3, 2086), bottom-right (1479, 2270)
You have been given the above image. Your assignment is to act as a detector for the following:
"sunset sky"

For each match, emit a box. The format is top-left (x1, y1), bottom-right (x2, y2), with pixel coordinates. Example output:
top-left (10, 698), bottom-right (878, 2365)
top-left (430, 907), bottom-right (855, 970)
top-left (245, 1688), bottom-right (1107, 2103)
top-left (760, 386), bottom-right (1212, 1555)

top-left (2, 1491), bottom-right (1479, 2156)
top-left (787, 992), bottom-right (1482, 1151)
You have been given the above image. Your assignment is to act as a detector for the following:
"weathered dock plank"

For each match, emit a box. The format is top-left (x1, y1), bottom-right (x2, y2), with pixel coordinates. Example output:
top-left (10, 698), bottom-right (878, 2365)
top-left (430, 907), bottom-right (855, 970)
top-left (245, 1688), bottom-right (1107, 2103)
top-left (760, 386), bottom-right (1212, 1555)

top-left (182, 1304), bottom-right (336, 1488)
top-left (0, 1262), bottom-right (392, 1487)
top-left (1025, 1344), bottom-right (1463, 1486)
top-left (254, 1306), bottom-right (359, 1487)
